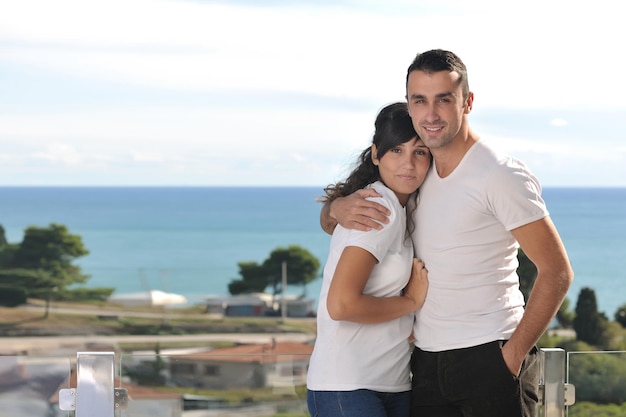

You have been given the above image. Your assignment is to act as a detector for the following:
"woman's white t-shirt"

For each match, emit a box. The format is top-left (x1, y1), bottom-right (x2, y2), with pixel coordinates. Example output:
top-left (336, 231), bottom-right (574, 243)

top-left (307, 181), bottom-right (415, 392)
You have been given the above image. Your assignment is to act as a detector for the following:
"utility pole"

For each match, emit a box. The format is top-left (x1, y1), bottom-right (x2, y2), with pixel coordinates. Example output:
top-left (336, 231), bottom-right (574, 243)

top-left (281, 261), bottom-right (287, 322)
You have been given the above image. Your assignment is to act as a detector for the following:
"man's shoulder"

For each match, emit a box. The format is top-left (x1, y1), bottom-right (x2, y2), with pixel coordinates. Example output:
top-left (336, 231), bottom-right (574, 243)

top-left (469, 141), bottom-right (535, 181)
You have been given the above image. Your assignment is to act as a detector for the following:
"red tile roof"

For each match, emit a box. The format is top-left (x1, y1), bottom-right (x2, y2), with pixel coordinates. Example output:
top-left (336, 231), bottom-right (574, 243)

top-left (176, 341), bottom-right (313, 363)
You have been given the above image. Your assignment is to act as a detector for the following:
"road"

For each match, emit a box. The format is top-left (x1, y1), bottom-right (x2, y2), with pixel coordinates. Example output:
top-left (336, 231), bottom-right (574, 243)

top-left (3, 332), bottom-right (316, 354)
top-left (18, 303), bottom-right (210, 320)
top-left (6, 304), bottom-right (316, 354)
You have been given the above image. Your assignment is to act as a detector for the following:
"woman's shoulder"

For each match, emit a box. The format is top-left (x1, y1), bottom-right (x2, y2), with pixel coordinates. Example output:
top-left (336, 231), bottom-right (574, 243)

top-left (365, 181), bottom-right (402, 217)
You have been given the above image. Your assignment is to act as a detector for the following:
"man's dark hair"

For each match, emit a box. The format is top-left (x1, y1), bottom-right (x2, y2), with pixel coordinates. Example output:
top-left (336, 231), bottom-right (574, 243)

top-left (406, 49), bottom-right (470, 99)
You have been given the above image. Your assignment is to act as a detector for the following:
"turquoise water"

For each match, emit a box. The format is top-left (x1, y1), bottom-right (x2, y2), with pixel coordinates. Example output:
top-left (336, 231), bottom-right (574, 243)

top-left (1, 186), bottom-right (624, 316)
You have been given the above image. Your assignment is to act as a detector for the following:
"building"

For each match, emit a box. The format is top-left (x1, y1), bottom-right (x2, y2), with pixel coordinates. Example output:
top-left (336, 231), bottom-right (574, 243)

top-left (204, 293), bottom-right (315, 317)
top-left (168, 340), bottom-right (313, 390)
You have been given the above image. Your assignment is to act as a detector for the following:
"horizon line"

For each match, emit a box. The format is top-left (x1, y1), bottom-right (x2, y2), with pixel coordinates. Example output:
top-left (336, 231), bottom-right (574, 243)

top-left (1, 184), bottom-right (625, 189)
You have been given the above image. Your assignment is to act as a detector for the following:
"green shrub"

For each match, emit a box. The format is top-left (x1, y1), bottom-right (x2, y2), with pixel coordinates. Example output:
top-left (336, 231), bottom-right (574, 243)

top-left (0, 285), bottom-right (27, 307)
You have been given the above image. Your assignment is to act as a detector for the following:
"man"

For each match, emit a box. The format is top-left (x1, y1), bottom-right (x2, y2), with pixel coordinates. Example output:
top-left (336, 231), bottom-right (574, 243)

top-left (320, 49), bottom-right (574, 417)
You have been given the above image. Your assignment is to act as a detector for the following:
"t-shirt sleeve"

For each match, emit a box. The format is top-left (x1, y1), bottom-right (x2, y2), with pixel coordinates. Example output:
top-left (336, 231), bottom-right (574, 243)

top-left (487, 157), bottom-right (550, 231)
top-left (343, 196), bottom-right (401, 263)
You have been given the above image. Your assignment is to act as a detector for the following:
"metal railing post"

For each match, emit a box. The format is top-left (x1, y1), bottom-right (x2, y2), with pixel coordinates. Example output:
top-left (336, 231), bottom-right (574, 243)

top-left (59, 352), bottom-right (127, 417)
top-left (539, 348), bottom-right (575, 417)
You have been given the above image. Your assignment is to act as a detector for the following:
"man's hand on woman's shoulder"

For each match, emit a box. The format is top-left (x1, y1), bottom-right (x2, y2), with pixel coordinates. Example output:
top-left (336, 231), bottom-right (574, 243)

top-left (321, 188), bottom-right (391, 234)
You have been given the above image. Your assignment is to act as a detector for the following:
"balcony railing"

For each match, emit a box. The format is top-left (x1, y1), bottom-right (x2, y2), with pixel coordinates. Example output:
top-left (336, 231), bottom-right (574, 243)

top-left (6, 346), bottom-right (624, 417)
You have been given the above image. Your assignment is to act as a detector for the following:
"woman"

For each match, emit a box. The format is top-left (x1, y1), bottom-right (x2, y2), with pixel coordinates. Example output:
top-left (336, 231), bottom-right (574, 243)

top-left (307, 102), bottom-right (431, 417)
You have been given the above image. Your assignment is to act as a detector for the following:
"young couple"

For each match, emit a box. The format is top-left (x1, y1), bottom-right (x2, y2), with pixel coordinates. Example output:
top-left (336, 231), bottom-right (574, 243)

top-left (306, 49), bottom-right (574, 417)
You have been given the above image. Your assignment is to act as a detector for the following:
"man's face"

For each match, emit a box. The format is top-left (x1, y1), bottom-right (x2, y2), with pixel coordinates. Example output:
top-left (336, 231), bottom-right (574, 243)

top-left (406, 70), bottom-right (472, 151)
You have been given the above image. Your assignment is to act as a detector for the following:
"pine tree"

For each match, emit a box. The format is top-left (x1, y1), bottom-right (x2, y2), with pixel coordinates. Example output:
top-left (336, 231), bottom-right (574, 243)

top-left (573, 287), bottom-right (607, 346)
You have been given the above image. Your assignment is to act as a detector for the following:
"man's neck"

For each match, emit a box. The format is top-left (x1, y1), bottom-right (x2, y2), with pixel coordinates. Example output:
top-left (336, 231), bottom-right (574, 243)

top-left (432, 128), bottom-right (479, 178)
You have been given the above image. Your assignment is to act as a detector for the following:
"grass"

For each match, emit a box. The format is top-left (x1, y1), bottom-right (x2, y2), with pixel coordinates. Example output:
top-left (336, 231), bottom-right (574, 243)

top-left (0, 298), bottom-right (317, 339)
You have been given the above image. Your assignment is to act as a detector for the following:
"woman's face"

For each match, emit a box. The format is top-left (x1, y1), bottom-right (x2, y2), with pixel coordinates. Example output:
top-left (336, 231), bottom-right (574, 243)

top-left (373, 137), bottom-right (431, 206)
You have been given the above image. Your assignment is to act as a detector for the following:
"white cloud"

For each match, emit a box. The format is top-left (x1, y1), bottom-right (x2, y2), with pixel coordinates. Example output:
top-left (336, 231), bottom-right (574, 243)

top-left (0, 103), bottom-right (376, 185)
top-left (485, 136), bottom-right (560, 154)
top-left (0, 0), bottom-right (625, 186)
top-left (131, 152), bottom-right (165, 162)
top-left (550, 118), bottom-right (568, 127)
top-left (33, 143), bottom-right (82, 166)
top-left (3, 0), bottom-right (622, 109)
top-left (0, 1), bottom-right (407, 103)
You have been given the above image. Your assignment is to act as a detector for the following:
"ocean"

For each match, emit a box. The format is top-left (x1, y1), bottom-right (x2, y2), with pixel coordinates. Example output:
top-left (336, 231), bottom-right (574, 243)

top-left (1, 186), bottom-right (625, 317)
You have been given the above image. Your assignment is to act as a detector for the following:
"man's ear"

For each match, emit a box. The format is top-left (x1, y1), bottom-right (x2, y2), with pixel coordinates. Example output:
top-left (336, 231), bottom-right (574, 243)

top-left (464, 91), bottom-right (474, 114)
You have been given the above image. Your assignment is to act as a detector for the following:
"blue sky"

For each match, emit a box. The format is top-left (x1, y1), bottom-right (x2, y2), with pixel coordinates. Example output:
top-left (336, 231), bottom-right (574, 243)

top-left (1, 0), bottom-right (624, 187)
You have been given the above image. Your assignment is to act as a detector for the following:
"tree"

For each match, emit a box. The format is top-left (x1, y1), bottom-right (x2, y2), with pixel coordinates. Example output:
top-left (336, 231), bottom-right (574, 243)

top-left (0, 225), bottom-right (14, 267)
top-left (516, 248), bottom-right (573, 328)
top-left (517, 248), bottom-right (537, 302)
top-left (262, 245), bottom-right (320, 296)
top-left (0, 284), bottom-right (27, 307)
top-left (0, 225), bottom-right (7, 247)
top-left (566, 348), bottom-right (626, 404)
top-left (615, 304), bottom-right (626, 328)
top-left (228, 245), bottom-right (320, 296)
top-left (228, 261), bottom-right (270, 295)
top-left (556, 297), bottom-right (575, 328)
top-left (1, 223), bottom-right (89, 301)
top-left (0, 223), bottom-right (116, 309)
top-left (573, 287), bottom-right (608, 346)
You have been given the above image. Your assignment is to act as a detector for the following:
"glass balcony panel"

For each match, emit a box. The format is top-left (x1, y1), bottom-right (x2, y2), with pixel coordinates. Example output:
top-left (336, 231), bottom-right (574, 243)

top-left (119, 349), bottom-right (311, 417)
top-left (8, 345), bottom-right (612, 416)
top-left (0, 355), bottom-right (73, 417)
top-left (566, 350), bottom-right (626, 416)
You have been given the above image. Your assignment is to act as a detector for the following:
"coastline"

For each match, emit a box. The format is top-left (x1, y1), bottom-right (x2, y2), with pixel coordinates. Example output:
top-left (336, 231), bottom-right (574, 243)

top-left (1, 186), bottom-right (625, 317)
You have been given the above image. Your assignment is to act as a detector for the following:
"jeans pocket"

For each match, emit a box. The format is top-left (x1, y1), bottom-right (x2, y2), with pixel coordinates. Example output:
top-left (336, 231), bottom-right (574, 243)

top-left (494, 340), bottom-right (520, 380)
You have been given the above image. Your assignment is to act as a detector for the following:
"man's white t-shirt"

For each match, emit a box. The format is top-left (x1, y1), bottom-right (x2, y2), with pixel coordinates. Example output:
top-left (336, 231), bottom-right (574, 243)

top-left (413, 140), bottom-right (549, 351)
top-left (307, 181), bottom-right (414, 392)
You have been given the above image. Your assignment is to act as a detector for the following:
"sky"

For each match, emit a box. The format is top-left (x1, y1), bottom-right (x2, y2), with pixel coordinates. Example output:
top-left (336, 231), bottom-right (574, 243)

top-left (1, 0), bottom-right (625, 187)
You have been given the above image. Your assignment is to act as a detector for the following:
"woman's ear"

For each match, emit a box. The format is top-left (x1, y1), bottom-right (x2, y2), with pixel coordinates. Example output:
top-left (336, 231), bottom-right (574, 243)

top-left (371, 144), bottom-right (379, 166)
